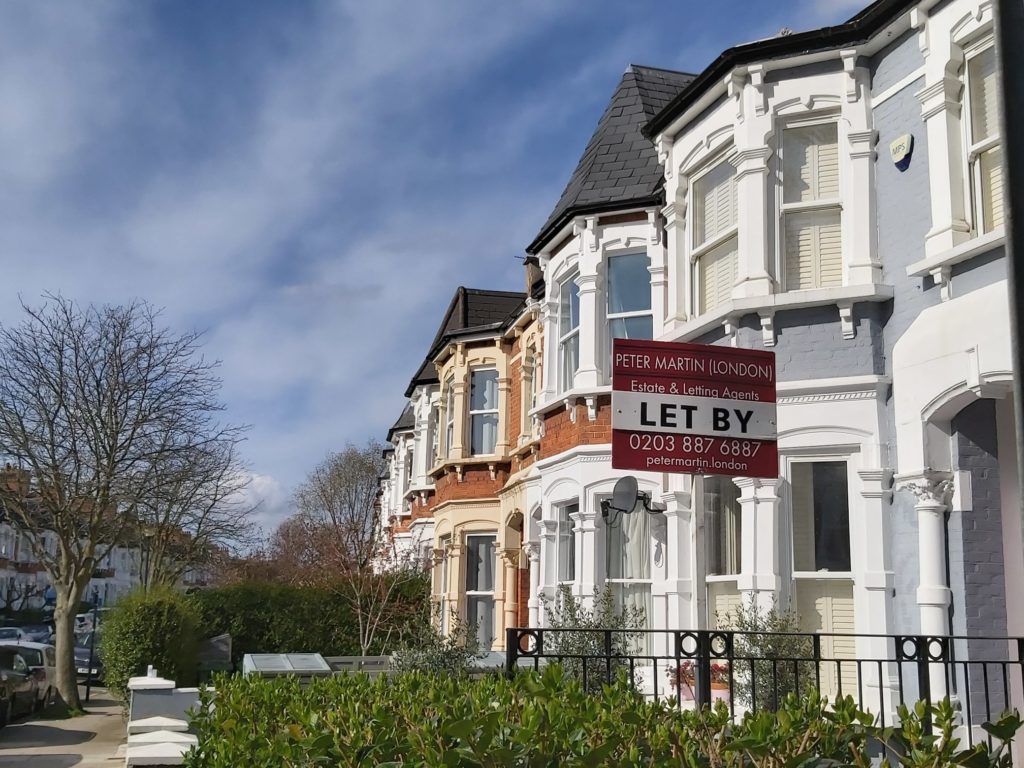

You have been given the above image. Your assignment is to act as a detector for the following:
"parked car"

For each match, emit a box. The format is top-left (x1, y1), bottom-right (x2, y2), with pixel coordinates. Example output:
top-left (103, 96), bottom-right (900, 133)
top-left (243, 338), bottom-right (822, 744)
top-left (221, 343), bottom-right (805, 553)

top-left (0, 648), bottom-right (38, 726)
top-left (0, 641), bottom-right (55, 709)
top-left (74, 631), bottom-right (104, 682)
top-left (0, 628), bottom-right (26, 643)
top-left (17, 625), bottom-right (53, 644)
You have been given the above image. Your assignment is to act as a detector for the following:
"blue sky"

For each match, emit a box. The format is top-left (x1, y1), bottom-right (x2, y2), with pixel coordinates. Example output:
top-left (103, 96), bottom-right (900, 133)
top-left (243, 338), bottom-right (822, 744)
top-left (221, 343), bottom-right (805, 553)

top-left (0, 0), bottom-right (861, 531)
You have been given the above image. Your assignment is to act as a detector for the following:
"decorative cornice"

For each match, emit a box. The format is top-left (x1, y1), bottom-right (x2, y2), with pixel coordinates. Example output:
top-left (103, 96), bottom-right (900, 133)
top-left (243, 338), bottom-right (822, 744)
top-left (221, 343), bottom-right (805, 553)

top-left (777, 389), bottom-right (878, 405)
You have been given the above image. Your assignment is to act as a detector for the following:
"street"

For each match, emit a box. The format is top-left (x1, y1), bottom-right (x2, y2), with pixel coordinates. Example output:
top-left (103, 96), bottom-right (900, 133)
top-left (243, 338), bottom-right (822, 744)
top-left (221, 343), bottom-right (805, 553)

top-left (0, 687), bottom-right (124, 767)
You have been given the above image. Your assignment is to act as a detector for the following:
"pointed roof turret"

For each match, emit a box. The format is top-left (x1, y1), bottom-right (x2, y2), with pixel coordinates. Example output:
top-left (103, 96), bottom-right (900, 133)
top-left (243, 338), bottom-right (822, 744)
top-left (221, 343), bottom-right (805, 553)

top-left (526, 64), bottom-right (695, 255)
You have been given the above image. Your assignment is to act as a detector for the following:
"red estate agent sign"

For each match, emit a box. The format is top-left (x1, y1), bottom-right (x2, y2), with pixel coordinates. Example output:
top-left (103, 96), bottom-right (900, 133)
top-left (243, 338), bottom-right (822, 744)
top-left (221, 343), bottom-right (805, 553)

top-left (611, 338), bottom-right (778, 479)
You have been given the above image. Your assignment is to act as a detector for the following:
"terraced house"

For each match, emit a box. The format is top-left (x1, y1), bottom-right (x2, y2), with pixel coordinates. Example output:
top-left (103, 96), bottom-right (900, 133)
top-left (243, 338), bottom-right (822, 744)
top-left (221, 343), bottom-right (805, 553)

top-left (380, 0), bottom-right (1017, 707)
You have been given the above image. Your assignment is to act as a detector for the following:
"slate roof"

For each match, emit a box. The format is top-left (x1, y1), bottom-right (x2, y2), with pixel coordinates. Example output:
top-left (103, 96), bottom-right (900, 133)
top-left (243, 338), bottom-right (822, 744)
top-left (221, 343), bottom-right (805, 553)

top-left (387, 403), bottom-right (416, 441)
top-left (526, 65), bottom-right (695, 255)
top-left (403, 287), bottom-right (526, 397)
top-left (643, 0), bottom-right (916, 139)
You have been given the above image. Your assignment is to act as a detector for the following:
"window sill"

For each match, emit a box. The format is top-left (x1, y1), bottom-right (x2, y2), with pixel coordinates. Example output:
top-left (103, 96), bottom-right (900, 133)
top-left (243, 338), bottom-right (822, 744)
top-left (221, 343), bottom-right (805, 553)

top-left (428, 455), bottom-right (509, 481)
top-left (662, 283), bottom-right (895, 346)
top-left (792, 571), bottom-right (853, 580)
top-left (532, 385), bottom-right (612, 424)
top-left (705, 574), bottom-right (740, 583)
top-left (905, 227), bottom-right (1005, 295)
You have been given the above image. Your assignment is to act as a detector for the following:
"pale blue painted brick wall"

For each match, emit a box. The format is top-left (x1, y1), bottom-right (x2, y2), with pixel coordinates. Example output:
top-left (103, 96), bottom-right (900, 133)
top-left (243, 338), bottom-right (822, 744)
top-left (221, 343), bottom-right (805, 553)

top-left (872, 30), bottom-right (930, 635)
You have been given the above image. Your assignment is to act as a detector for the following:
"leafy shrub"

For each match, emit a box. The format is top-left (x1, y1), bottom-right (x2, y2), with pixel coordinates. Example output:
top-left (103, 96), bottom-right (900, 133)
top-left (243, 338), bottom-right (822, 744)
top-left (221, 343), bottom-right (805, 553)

top-left (101, 586), bottom-right (201, 701)
top-left (184, 665), bottom-right (1022, 767)
top-left (190, 578), bottom-right (429, 666)
top-left (540, 585), bottom-right (645, 691)
top-left (391, 607), bottom-right (485, 675)
top-left (719, 595), bottom-right (816, 711)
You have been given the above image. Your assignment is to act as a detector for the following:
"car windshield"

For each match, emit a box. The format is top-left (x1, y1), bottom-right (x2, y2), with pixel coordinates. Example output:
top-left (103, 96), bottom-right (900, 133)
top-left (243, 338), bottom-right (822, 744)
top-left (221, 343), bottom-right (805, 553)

top-left (75, 631), bottom-right (97, 648)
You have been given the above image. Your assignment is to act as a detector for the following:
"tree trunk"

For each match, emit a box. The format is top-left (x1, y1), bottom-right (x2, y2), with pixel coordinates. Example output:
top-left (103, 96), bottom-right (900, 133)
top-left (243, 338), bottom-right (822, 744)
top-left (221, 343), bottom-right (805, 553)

top-left (53, 581), bottom-right (85, 711)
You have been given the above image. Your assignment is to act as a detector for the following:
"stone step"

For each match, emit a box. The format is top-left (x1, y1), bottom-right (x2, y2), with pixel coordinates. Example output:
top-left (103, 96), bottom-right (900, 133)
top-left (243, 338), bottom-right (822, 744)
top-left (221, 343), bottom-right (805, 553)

top-left (128, 729), bottom-right (198, 745)
top-left (125, 741), bottom-right (191, 766)
top-left (126, 715), bottom-right (189, 734)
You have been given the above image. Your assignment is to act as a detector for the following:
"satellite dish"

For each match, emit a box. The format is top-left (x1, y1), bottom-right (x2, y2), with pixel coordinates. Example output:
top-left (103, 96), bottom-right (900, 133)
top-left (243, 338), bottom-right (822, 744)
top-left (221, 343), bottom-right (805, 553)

top-left (611, 475), bottom-right (639, 513)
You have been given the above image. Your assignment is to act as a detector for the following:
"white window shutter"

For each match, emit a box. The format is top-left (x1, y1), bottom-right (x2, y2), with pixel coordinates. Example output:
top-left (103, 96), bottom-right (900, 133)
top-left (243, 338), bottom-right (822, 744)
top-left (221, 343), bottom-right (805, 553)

top-left (981, 146), bottom-right (1004, 230)
top-left (693, 162), bottom-right (736, 247)
top-left (783, 124), bottom-right (839, 203)
top-left (699, 236), bottom-right (737, 313)
top-left (969, 46), bottom-right (1000, 143)
top-left (785, 210), bottom-right (842, 290)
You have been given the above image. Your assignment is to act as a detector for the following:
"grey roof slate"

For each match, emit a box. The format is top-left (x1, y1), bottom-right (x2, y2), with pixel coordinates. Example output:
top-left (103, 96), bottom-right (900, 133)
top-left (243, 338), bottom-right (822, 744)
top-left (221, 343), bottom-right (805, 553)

top-left (403, 286), bottom-right (526, 397)
top-left (526, 65), bottom-right (695, 254)
top-left (387, 403), bottom-right (415, 441)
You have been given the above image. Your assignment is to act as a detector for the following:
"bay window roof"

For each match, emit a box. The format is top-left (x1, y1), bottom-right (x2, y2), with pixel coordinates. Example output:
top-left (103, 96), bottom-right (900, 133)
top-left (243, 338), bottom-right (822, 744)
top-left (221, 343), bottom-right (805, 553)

top-left (526, 64), bottom-right (696, 255)
top-left (403, 286), bottom-right (525, 397)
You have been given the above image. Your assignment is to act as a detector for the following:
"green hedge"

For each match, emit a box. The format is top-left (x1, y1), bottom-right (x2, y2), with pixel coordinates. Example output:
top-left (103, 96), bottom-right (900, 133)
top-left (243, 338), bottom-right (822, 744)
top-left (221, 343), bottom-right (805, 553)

top-left (101, 587), bottom-right (200, 701)
top-left (185, 666), bottom-right (1021, 767)
top-left (191, 578), bottom-right (429, 666)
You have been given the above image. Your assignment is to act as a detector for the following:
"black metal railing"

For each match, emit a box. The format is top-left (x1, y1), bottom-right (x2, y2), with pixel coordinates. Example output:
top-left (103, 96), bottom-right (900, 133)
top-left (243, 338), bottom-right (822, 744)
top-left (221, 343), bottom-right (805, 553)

top-left (505, 627), bottom-right (1024, 748)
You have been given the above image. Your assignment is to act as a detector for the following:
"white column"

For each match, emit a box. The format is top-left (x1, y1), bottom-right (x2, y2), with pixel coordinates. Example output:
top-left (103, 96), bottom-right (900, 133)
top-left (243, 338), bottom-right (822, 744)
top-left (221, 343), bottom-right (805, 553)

top-left (538, 519), bottom-right (557, 625)
top-left (858, 468), bottom-right (897, 715)
top-left (903, 473), bottom-right (953, 699)
top-left (840, 50), bottom-right (881, 285)
top-left (573, 272), bottom-right (602, 389)
top-left (659, 479), bottom-right (695, 629)
top-left (730, 147), bottom-right (774, 297)
top-left (918, 72), bottom-right (971, 257)
top-left (572, 507), bottom-right (598, 606)
top-left (734, 477), bottom-right (783, 611)
top-left (647, 209), bottom-right (669, 336)
top-left (525, 542), bottom-right (541, 627)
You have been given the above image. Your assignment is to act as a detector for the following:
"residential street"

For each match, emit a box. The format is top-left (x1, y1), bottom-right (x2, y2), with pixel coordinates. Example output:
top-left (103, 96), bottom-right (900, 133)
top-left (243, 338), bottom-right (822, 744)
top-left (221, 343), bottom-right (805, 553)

top-left (0, 688), bottom-right (124, 767)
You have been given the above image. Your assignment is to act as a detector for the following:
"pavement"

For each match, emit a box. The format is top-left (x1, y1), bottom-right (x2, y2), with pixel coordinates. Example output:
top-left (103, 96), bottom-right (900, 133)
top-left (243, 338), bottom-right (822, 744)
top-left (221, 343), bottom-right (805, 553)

top-left (0, 686), bottom-right (126, 767)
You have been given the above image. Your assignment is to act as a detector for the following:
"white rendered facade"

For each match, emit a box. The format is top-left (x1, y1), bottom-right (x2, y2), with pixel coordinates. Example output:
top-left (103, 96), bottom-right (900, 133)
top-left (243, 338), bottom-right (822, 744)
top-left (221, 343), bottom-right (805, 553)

top-left (523, 0), bottom-right (1017, 691)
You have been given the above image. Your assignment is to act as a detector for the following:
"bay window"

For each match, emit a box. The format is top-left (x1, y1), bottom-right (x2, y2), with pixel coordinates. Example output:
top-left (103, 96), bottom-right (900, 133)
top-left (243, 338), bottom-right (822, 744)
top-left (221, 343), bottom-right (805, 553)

top-left (465, 534), bottom-right (496, 649)
top-left (469, 369), bottom-right (498, 455)
top-left (781, 122), bottom-right (842, 291)
top-left (791, 460), bottom-right (850, 572)
top-left (692, 160), bottom-right (738, 314)
top-left (965, 41), bottom-right (1003, 234)
top-left (705, 476), bottom-right (741, 576)
top-left (607, 252), bottom-right (653, 357)
top-left (556, 502), bottom-right (577, 585)
top-left (558, 275), bottom-right (580, 391)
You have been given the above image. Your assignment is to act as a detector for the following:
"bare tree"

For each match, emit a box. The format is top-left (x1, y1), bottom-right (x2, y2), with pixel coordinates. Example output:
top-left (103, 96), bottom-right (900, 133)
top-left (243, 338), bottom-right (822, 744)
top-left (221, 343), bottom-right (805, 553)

top-left (0, 296), bottom-right (243, 711)
top-left (137, 438), bottom-right (257, 589)
top-left (272, 441), bottom-right (427, 655)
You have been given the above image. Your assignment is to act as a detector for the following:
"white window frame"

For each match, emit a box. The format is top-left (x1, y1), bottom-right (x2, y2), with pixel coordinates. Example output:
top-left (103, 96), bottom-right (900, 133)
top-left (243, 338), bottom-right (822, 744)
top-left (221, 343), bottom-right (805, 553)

top-left (427, 404), bottom-right (440, 469)
top-left (605, 251), bottom-right (653, 355)
top-left (778, 117), bottom-right (843, 292)
top-left (555, 501), bottom-right (577, 587)
top-left (786, 455), bottom-right (854, 579)
top-left (704, 475), bottom-right (741, 577)
top-left (962, 37), bottom-right (1002, 236)
top-left (558, 273), bottom-right (580, 392)
top-left (443, 374), bottom-right (455, 458)
top-left (598, 499), bottom-right (655, 638)
top-left (689, 157), bottom-right (739, 315)
top-left (438, 535), bottom-right (451, 635)
top-left (468, 367), bottom-right (499, 456)
top-left (464, 533), bottom-right (496, 648)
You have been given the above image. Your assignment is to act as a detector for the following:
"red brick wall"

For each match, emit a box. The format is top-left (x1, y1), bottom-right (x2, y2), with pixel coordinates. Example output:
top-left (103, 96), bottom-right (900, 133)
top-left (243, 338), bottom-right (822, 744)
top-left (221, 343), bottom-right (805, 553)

top-left (539, 395), bottom-right (612, 460)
